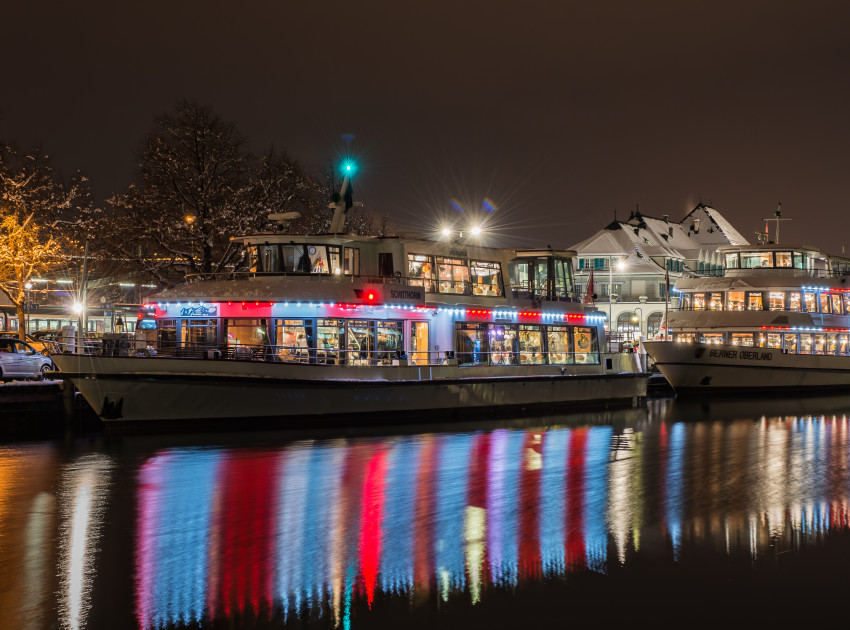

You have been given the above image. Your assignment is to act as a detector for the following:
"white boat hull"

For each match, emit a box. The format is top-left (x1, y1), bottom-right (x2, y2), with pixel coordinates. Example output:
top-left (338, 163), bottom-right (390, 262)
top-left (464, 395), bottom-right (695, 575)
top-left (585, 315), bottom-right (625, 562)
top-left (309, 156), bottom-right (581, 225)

top-left (644, 341), bottom-right (850, 393)
top-left (51, 354), bottom-right (647, 426)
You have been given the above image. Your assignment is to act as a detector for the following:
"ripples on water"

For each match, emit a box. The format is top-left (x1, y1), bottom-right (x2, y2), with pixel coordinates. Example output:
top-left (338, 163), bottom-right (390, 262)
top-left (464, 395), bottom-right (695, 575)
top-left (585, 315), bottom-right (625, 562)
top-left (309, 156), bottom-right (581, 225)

top-left (3, 397), bottom-right (850, 628)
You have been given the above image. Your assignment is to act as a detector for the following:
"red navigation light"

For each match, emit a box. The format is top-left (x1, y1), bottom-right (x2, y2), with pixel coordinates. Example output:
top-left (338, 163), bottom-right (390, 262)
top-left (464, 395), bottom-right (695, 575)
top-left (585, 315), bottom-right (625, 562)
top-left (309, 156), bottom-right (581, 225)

top-left (367, 292), bottom-right (375, 301)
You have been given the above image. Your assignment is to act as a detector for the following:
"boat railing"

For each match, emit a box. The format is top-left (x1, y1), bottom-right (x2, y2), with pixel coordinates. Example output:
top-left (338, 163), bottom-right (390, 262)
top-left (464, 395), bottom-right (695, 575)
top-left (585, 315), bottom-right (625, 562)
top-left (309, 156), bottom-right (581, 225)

top-left (185, 271), bottom-right (418, 285)
top-left (48, 339), bottom-right (611, 367)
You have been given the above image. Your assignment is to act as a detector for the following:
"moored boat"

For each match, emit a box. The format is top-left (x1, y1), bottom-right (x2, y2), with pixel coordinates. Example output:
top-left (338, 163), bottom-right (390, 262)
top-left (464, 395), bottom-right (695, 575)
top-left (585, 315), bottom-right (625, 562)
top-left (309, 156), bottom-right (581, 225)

top-left (644, 242), bottom-right (850, 394)
top-left (52, 174), bottom-right (646, 426)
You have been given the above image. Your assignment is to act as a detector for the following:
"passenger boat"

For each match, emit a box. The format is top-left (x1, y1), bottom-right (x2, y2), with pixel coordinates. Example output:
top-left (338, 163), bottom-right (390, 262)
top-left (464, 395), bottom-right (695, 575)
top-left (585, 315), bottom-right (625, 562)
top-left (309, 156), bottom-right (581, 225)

top-left (51, 179), bottom-right (646, 427)
top-left (644, 242), bottom-right (850, 394)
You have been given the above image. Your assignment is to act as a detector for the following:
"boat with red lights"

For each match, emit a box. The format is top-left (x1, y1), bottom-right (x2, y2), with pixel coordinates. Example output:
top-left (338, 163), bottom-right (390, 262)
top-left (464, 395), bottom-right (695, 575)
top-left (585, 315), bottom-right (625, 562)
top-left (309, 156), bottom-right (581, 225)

top-left (51, 177), bottom-right (646, 426)
top-left (644, 242), bottom-right (850, 393)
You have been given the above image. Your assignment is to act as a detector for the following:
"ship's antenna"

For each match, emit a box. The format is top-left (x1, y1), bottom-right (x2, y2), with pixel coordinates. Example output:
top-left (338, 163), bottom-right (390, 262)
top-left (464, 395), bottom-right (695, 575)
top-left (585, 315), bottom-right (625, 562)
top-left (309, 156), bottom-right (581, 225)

top-left (762, 202), bottom-right (791, 244)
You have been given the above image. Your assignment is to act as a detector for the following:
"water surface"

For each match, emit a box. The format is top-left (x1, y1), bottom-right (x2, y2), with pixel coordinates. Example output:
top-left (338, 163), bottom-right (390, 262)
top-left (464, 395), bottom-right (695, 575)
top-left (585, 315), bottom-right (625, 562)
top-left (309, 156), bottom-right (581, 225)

top-left (3, 396), bottom-right (850, 628)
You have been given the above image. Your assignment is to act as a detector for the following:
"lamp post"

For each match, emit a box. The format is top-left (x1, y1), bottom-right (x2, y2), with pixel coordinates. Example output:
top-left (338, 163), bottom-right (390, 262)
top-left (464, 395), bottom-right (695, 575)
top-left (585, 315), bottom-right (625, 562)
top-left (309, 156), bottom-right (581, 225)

top-left (24, 281), bottom-right (32, 337)
top-left (631, 307), bottom-right (643, 342)
top-left (608, 255), bottom-right (626, 335)
top-left (185, 214), bottom-right (196, 266)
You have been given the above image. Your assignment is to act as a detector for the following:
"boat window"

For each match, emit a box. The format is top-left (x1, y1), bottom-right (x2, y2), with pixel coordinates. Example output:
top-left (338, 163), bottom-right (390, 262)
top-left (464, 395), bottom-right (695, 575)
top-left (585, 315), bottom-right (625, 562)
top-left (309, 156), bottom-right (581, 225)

top-left (674, 333), bottom-right (695, 343)
top-left (410, 321), bottom-right (429, 365)
top-left (709, 293), bottom-right (723, 311)
top-left (317, 319), bottom-right (344, 364)
top-left (182, 319), bottom-right (216, 347)
top-left (784, 333), bottom-right (797, 354)
top-left (768, 292), bottom-right (785, 311)
top-left (328, 246), bottom-right (342, 275)
top-left (814, 333), bottom-right (826, 354)
top-left (552, 258), bottom-right (573, 300)
top-left (346, 320), bottom-right (374, 365)
top-left (799, 333), bottom-right (812, 354)
top-left (680, 294), bottom-right (691, 310)
top-left (276, 319), bottom-right (310, 362)
top-left (766, 333), bottom-right (782, 349)
top-left (844, 294), bottom-right (850, 314)
top-left (731, 333), bottom-right (754, 346)
top-left (788, 292), bottom-right (802, 311)
top-left (261, 246), bottom-right (278, 272)
top-left (820, 294), bottom-right (831, 314)
top-left (511, 260), bottom-right (532, 298)
top-left (727, 291), bottom-right (745, 311)
top-left (308, 245), bottom-right (329, 273)
top-left (225, 318), bottom-right (269, 348)
top-left (574, 326), bottom-right (597, 363)
top-left (804, 292), bottom-right (817, 312)
top-left (547, 326), bottom-right (572, 364)
top-left (488, 324), bottom-right (517, 365)
top-left (692, 293), bottom-right (706, 310)
top-left (775, 252), bottom-right (792, 268)
top-left (840, 334), bottom-right (849, 355)
top-left (831, 294), bottom-right (843, 314)
top-left (344, 247), bottom-right (360, 275)
top-left (378, 253), bottom-right (394, 277)
top-left (518, 325), bottom-right (544, 364)
top-left (746, 292), bottom-right (763, 310)
top-left (436, 257), bottom-right (470, 295)
top-left (408, 254), bottom-right (436, 292)
top-left (157, 320), bottom-right (177, 349)
top-left (700, 333), bottom-right (723, 345)
top-left (793, 252), bottom-right (808, 269)
top-left (534, 259), bottom-right (549, 300)
top-left (827, 333), bottom-right (839, 355)
top-left (470, 261), bottom-right (503, 297)
top-left (725, 253), bottom-right (739, 269)
top-left (376, 321), bottom-right (403, 365)
top-left (741, 252), bottom-right (773, 268)
top-left (456, 323), bottom-right (489, 365)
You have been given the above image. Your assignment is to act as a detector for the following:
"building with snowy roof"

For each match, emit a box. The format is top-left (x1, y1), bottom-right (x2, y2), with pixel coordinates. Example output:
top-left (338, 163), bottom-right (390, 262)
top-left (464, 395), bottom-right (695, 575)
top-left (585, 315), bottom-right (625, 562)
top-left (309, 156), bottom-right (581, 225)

top-left (569, 203), bottom-right (750, 345)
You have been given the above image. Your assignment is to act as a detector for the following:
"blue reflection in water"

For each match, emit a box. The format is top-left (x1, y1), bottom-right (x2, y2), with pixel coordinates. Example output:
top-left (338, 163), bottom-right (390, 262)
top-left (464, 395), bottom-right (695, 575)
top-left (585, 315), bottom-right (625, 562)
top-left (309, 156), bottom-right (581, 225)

top-left (486, 429), bottom-right (525, 587)
top-left (434, 433), bottom-right (474, 601)
top-left (665, 423), bottom-right (685, 559)
top-left (136, 449), bottom-right (220, 629)
top-left (584, 427), bottom-right (611, 572)
top-left (379, 438), bottom-right (420, 595)
top-left (539, 428), bottom-right (569, 576)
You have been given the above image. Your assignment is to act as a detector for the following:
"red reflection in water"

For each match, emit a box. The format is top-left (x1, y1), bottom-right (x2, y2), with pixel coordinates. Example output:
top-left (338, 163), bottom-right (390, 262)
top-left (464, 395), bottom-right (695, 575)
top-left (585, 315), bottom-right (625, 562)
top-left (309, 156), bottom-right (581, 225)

top-left (519, 432), bottom-right (543, 580)
top-left (566, 429), bottom-right (588, 571)
top-left (207, 452), bottom-right (279, 620)
top-left (414, 436), bottom-right (437, 595)
top-left (359, 448), bottom-right (388, 608)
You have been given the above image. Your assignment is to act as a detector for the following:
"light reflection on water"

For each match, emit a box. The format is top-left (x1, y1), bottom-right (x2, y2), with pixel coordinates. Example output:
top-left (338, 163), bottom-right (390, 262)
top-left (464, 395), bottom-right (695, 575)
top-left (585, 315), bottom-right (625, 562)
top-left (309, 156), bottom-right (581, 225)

top-left (3, 398), bottom-right (850, 627)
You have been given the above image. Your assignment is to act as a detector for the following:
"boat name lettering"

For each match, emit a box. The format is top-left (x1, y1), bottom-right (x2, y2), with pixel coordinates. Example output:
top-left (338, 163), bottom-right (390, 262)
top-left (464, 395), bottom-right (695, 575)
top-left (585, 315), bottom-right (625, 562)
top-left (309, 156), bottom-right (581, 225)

top-left (179, 305), bottom-right (218, 317)
top-left (739, 350), bottom-right (773, 361)
top-left (709, 349), bottom-right (737, 359)
top-left (389, 290), bottom-right (422, 300)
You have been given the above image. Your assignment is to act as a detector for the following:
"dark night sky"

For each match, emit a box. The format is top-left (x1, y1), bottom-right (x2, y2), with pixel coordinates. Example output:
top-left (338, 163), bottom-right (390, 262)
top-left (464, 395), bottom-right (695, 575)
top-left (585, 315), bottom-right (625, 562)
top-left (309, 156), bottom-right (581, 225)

top-left (4, 1), bottom-right (850, 252)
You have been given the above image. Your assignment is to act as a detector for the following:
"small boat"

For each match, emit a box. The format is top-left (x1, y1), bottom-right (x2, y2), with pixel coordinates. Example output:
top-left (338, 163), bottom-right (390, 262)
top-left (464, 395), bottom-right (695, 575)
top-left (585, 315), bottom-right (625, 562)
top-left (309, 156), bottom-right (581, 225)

top-left (644, 241), bottom-right (850, 394)
top-left (52, 173), bottom-right (646, 427)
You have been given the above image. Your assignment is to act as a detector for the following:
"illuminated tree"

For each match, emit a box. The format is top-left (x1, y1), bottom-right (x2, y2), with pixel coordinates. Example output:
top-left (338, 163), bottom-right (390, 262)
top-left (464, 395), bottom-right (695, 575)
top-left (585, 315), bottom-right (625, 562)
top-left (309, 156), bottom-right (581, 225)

top-left (0, 143), bottom-right (87, 337)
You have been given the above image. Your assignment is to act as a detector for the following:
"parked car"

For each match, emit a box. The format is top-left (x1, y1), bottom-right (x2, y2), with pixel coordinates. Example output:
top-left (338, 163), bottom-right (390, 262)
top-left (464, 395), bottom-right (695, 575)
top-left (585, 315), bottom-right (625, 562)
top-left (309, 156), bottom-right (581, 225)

top-left (0, 331), bottom-right (51, 354)
top-left (0, 338), bottom-right (54, 380)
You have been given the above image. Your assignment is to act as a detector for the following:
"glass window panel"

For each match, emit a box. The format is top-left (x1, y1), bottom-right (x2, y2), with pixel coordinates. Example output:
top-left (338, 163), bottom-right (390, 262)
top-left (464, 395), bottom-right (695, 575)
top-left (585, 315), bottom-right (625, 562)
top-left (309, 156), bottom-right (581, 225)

top-left (768, 292), bottom-right (785, 310)
top-left (436, 257), bottom-right (469, 294)
top-left (225, 318), bottom-right (269, 348)
top-left (376, 321), bottom-right (403, 365)
top-left (488, 324), bottom-right (517, 365)
top-left (814, 333), bottom-right (826, 354)
top-left (276, 318), bottom-right (310, 362)
top-left (820, 294), bottom-right (831, 314)
top-left (727, 291), bottom-right (745, 311)
top-left (725, 253), bottom-right (739, 268)
top-left (574, 326), bottom-right (597, 363)
top-left (411, 321), bottom-right (429, 365)
top-left (517, 325), bottom-right (544, 364)
top-left (788, 292), bottom-right (802, 311)
top-left (741, 252), bottom-right (773, 268)
top-left (747, 293), bottom-right (763, 310)
top-left (470, 260), bottom-right (504, 296)
top-left (709, 293), bottom-right (723, 310)
top-left (408, 254), bottom-right (436, 292)
top-left (456, 323), bottom-right (489, 365)
top-left (766, 333), bottom-right (782, 349)
top-left (731, 333), bottom-right (754, 346)
top-left (693, 294), bottom-right (706, 310)
top-left (784, 333), bottom-right (797, 354)
top-left (840, 334), bottom-right (849, 355)
top-left (799, 333), bottom-right (812, 354)
top-left (317, 318), bottom-right (344, 363)
top-left (827, 333), bottom-right (838, 355)
top-left (346, 320), bottom-right (374, 365)
top-left (831, 294), bottom-right (843, 314)
top-left (699, 333), bottom-right (724, 344)
top-left (775, 252), bottom-right (792, 267)
top-left (547, 326), bottom-right (572, 364)
top-left (804, 292), bottom-right (817, 312)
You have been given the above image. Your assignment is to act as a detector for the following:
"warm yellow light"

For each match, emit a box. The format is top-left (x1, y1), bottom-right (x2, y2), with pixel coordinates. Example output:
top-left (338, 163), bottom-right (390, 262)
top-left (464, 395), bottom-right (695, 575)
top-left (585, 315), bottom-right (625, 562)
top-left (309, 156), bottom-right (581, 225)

top-left (185, 215), bottom-right (195, 224)
top-left (470, 225), bottom-right (482, 236)
top-left (72, 302), bottom-right (84, 315)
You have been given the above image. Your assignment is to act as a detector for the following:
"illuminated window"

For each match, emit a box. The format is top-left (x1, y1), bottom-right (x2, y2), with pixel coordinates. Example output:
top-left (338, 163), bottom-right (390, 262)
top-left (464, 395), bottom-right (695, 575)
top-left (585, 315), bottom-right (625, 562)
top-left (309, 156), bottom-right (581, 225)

top-left (731, 333), bottom-right (754, 346)
top-left (775, 252), bottom-right (792, 267)
top-left (820, 294), bottom-right (831, 314)
top-left (700, 333), bottom-right (724, 344)
top-left (709, 293), bottom-right (723, 310)
top-left (747, 293), bottom-right (763, 310)
top-left (799, 333), bottom-right (812, 354)
top-left (827, 333), bottom-right (838, 355)
top-left (788, 292), bottom-right (802, 311)
top-left (766, 333), bottom-right (782, 349)
top-left (518, 324), bottom-right (544, 364)
top-left (804, 292), bottom-right (817, 312)
top-left (408, 254), bottom-right (436, 292)
top-left (784, 333), bottom-right (797, 354)
top-left (725, 253), bottom-right (739, 268)
top-left (831, 294), bottom-right (843, 314)
top-left (546, 326), bottom-right (572, 364)
top-left (727, 291), bottom-right (745, 311)
top-left (692, 294), bottom-right (707, 310)
top-left (275, 318), bottom-right (310, 362)
top-left (814, 333), bottom-right (826, 354)
top-left (469, 260), bottom-right (504, 297)
top-left (768, 292), bottom-right (785, 310)
top-left (225, 318), bottom-right (268, 348)
top-left (436, 257), bottom-right (470, 295)
top-left (647, 312), bottom-right (663, 337)
top-left (741, 252), bottom-right (773, 268)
